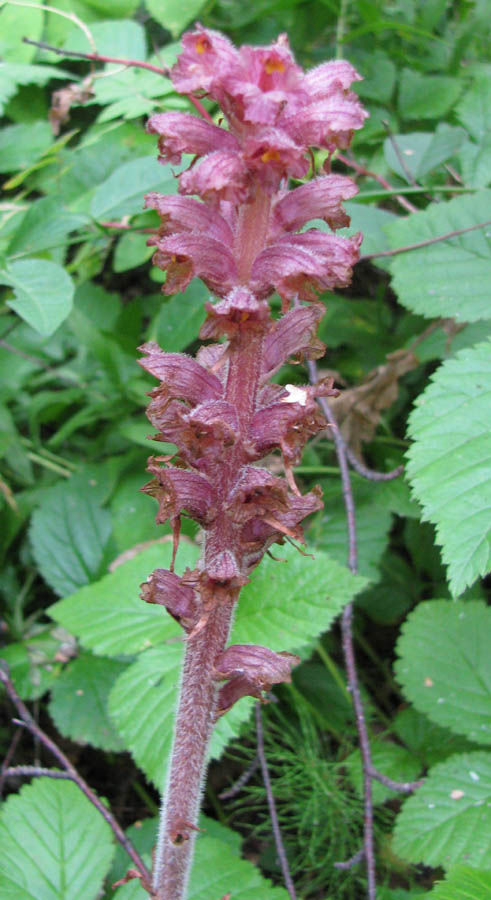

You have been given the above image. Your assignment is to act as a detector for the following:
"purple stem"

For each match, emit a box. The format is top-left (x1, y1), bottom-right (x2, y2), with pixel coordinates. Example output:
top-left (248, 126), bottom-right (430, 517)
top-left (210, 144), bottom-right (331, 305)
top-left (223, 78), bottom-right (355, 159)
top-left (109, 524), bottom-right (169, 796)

top-left (255, 703), bottom-right (297, 900)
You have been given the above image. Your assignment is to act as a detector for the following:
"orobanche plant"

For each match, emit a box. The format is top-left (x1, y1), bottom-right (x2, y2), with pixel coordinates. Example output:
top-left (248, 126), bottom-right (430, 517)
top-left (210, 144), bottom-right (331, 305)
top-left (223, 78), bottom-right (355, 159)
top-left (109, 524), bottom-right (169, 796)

top-left (136, 24), bottom-right (367, 900)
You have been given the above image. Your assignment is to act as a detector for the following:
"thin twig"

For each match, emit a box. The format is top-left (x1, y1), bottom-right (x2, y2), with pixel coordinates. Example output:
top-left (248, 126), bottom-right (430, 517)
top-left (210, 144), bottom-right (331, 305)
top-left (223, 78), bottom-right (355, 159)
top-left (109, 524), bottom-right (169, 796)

top-left (367, 768), bottom-right (423, 794)
top-left (382, 121), bottom-right (419, 188)
top-left (1, 765), bottom-right (73, 781)
top-left (22, 37), bottom-right (214, 123)
top-left (219, 754), bottom-right (259, 800)
top-left (334, 848), bottom-right (364, 870)
top-left (336, 153), bottom-right (418, 214)
top-left (9, 0), bottom-right (96, 51)
top-left (361, 220), bottom-right (491, 260)
top-left (255, 704), bottom-right (297, 900)
top-left (0, 663), bottom-right (150, 884)
top-left (344, 445), bottom-right (403, 482)
top-left (0, 726), bottom-right (22, 798)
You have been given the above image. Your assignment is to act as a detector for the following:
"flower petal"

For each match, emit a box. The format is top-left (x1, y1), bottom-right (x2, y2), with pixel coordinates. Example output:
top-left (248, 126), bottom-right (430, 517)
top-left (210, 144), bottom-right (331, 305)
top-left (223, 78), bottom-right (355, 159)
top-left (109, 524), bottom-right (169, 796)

top-left (271, 174), bottom-right (358, 236)
top-left (146, 112), bottom-right (239, 164)
top-left (215, 643), bottom-right (299, 715)
top-left (200, 286), bottom-right (270, 340)
top-left (305, 59), bottom-right (363, 100)
top-left (141, 569), bottom-right (198, 631)
top-left (143, 462), bottom-right (217, 526)
top-left (151, 233), bottom-right (238, 297)
top-left (262, 304), bottom-right (325, 375)
top-left (139, 343), bottom-right (223, 405)
top-left (145, 194), bottom-right (234, 245)
top-left (171, 24), bottom-right (240, 96)
top-left (179, 151), bottom-right (249, 204)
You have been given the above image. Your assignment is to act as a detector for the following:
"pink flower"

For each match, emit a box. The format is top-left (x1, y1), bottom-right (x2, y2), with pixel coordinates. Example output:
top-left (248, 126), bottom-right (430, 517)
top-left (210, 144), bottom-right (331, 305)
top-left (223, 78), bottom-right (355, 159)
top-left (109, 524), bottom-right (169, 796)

top-left (146, 112), bottom-right (240, 164)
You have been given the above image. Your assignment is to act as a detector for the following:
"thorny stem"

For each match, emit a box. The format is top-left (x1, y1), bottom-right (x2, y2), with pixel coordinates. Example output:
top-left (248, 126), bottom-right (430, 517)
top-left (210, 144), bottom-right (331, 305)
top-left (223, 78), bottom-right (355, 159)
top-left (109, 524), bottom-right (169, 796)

top-left (0, 663), bottom-right (151, 885)
top-left (256, 704), bottom-right (297, 900)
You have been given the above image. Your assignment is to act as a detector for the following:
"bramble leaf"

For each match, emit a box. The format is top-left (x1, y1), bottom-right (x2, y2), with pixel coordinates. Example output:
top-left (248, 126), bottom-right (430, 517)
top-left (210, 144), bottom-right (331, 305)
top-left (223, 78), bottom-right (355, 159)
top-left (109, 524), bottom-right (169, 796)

top-left (405, 340), bottom-right (491, 595)
top-left (2, 259), bottom-right (75, 336)
top-left (385, 191), bottom-right (491, 322)
top-left (395, 600), bottom-right (491, 745)
top-left (393, 751), bottom-right (491, 871)
top-left (0, 778), bottom-right (114, 899)
top-left (426, 866), bottom-right (491, 899)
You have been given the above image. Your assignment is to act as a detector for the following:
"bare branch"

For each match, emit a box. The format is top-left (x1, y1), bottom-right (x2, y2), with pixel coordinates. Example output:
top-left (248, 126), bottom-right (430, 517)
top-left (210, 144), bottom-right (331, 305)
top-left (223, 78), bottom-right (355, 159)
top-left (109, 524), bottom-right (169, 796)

top-left (362, 220), bottom-right (491, 260)
top-left (334, 848), bottom-right (364, 870)
top-left (255, 704), bottom-right (297, 900)
top-left (336, 153), bottom-right (418, 214)
top-left (367, 768), bottom-right (424, 794)
top-left (219, 754), bottom-right (259, 800)
top-left (0, 662), bottom-right (151, 884)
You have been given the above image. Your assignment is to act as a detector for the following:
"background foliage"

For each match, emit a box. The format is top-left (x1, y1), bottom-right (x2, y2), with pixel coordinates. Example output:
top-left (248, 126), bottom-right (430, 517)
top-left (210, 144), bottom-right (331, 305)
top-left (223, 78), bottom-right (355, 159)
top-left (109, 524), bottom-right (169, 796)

top-left (0, 1), bottom-right (490, 898)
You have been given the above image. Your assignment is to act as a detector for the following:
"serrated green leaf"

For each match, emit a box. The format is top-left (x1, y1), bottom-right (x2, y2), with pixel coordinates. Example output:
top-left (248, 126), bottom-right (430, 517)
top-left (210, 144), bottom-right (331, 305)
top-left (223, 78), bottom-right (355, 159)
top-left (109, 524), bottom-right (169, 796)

top-left (90, 156), bottom-right (178, 220)
top-left (393, 707), bottom-right (480, 769)
top-left (145, 0), bottom-right (207, 38)
top-left (111, 824), bottom-right (288, 900)
top-left (0, 122), bottom-right (52, 173)
top-left (385, 191), bottom-right (491, 323)
top-left (395, 600), bottom-right (491, 745)
top-left (0, 778), bottom-right (114, 899)
top-left (393, 751), bottom-right (491, 871)
top-left (49, 653), bottom-right (127, 751)
top-left (107, 544), bottom-right (363, 785)
top-left (49, 543), bottom-right (200, 655)
top-left (30, 475), bottom-right (113, 597)
top-left (7, 197), bottom-right (87, 257)
top-left (345, 739), bottom-right (422, 805)
top-left (427, 866), bottom-right (491, 899)
top-left (2, 259), bottom-right (75, 336)
top-left (405, 341), bottom-right (491, 595)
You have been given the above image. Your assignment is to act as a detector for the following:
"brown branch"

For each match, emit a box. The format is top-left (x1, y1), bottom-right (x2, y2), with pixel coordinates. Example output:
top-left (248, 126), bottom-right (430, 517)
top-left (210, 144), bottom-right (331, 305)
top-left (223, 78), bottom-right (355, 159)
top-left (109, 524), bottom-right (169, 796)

top-left (361, 220), bottom-right (491, 260)
top-left (367, 767), bottom-right (424, 794)
top-left (334, 848), bottom-right (364, 870)
top-left (2, 765), bottom-right (74, 781)
top-left (255, 704), bottom-right (297, 900)
top-left (22, 37), bottom-right (213, 123)
top-left (0, 726), bottom-right (23, 797)
top-left (336, 153), bottom-right (418, 214)
top-left (219, 754), bottom-right (259, 800)
top-left (0, 662), bottom-right (151, 884)
top-left (382, 121), bottom-right (419, 188)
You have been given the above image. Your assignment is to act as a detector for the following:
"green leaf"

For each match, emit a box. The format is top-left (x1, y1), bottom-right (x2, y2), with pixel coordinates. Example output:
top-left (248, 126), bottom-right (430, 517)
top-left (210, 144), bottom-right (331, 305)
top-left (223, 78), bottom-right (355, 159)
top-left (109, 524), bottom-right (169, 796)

top-left (426, 866), bottom-right (491, 899)
top-left (0, 4), bottom-right (43, 64)
top-left (90, 156), bottom-right (178, 221)
top-left (345, 739), bottom-right (422, 805)
top-left (337, 202), bottom-right (398, 258)
top-left (393, 707), bottom-right (480, 769)
top-left (145, 0), bottom-right (207, 38)
top-left (386, 191), bottom-right (491, 323)
top-left (2, 259), bottom-right (75, 336)
top-left (64, 18), bottom-right (145, 59)
top-left (383, 127), bottom-right (465, 183)
top-left (49, 543), bottom-right (200, 655)
top-left (456, 78), bottom-right (491, 143)
top-left (148, 280), bottom-right (208, 352)
top-left (393, 751), bottom-right (491, 870)
top-left (0, 778), bottom-right (114, 899)
top-left (0, 121), bottom-right (52, 173)
top-left (395, 600), bottom-right (491, 745)
top-left (398, 69), bottom-right (462, 119)
top-left (7, 197), bottom-right (87, 257)
top-left (405, 340), bottom-right (491, 595)
top-left (30, 474), bottom-right (113, 597)
top-left (49, 653), bottom-right (127, 751)
top-left (457, 135), bottom-right (491, 188)
top-left (113, 231), bottom-right (153, 272)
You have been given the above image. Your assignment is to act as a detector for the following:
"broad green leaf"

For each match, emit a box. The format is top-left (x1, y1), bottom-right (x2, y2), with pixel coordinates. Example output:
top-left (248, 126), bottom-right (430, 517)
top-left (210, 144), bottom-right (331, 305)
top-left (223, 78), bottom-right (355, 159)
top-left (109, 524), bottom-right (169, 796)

top-left (64, 18), bottom-right (145, 60)
top-left (109, 470), bottom-right (171, 552)
top-left (49, 543), bottom-right (200, 655)
top-left (426, 866), bottom-right (491, 899)
top-left (148, 281), bottom-right (208, 352)
top-left (393, 707), bottom-right (480, 769)
top-left (0, 778), bottom-right (114, 899)
top-left (398, 69), bottom-right (462, 119)
top-left (383, 127), bottom-right (465, 183)
top-left (30, 474), bottom-right (113, 597)
top-left (145, 0), bottom-right (207, 38)
top-left (386, 191), bottom-right (491, 323)
top-left (395, 600), bottom-right (491, 745)
top-left (7, 197), bottom-right (87, 257)
top-left (0, 122), bottom-right (52, 173)
top-left (393, 751), bottom-right (491, 870)
top-left (90, 156), bottom-right (178, 221)
top-left (49, 653), bottom-right (127, 751)
top-left (231, 543), bottom-right (366, 648)
top-left (456, 78), bottom-right (491, 143)
top-left (0, 4), bottom-right (43, 63)
top-left (2, 259), bottom-right (75, 336)
top-left (345, 739), bottom-right (422, 805)
top-left (337, 202), bottom-right (398, 257)
top-left (457, 135), bottom-right (491, 188)
top-left (405, 341), bottom-right (491, 595)
top-left (111, 824), bottom-right (288, 900)
top-left (113, 231), bottom-right (153, 272)
top-left (108, 645), bottom-right (254, 787)
top-left (355, 50), bottom-right (396, 103)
